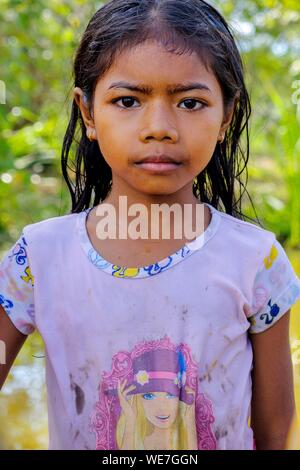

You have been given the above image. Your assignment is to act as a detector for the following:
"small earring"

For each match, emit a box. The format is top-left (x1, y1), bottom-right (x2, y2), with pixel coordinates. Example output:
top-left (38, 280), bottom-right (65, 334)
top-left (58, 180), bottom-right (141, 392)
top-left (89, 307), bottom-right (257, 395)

top-left (87, 129), bottom-right (95, 142)
top-left (218, 133), bottom-right (225, 144)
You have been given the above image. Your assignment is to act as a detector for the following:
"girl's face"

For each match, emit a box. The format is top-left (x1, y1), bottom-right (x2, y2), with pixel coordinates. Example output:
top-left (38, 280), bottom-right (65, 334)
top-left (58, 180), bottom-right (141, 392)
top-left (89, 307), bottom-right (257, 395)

top-left (140, 391), bottom-right (179, 429)
top-left (75, 40), bottom-right (234, 201)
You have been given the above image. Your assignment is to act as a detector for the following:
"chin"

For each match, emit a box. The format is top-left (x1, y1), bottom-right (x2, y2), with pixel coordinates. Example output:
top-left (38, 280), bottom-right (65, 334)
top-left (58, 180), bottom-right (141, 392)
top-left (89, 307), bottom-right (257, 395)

top-left (135, 186), bottom-right (179, 197)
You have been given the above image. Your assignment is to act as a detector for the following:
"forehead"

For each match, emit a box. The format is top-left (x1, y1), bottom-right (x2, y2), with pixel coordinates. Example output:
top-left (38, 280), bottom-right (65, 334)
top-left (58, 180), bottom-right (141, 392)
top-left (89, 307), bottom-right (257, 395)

top-left (96, 40), bottom-right (220, 94)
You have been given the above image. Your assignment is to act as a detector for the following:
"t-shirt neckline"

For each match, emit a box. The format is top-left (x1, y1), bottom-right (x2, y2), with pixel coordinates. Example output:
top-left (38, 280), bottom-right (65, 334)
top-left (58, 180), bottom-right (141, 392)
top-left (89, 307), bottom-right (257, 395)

top-left (76, 202), bottom-right (220, 279)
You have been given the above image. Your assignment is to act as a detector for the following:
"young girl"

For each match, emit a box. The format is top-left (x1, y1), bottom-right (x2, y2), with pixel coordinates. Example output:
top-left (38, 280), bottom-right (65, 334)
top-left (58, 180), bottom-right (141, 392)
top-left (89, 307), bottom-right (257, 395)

top-left (1, 0), bottom-right (300, 451)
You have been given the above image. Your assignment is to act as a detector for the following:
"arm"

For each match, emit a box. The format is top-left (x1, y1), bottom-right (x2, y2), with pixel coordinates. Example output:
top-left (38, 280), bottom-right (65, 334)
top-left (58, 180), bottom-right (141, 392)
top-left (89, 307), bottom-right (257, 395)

top-left (250, 309), bottom-right (296, 449)
top-left (0, 304), bottom-right (27, 390)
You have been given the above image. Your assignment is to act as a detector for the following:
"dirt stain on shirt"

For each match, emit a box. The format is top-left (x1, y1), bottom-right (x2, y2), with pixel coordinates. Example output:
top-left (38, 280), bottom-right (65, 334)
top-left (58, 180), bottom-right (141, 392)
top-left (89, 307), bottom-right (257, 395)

top-left (70, 373), bottom-right (85, 414)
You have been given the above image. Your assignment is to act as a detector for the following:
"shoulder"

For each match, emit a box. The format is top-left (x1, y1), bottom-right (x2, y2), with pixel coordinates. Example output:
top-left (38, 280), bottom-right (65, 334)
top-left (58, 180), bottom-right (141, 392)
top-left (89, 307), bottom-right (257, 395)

top-left (212, 207), bottom-right (276, 254)
top-left (22, 211), bottom-right (82, 246)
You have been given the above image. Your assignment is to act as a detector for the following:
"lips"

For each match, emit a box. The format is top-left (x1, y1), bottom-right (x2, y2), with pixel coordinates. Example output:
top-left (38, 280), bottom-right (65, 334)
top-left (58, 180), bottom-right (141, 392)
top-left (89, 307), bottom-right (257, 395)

top-left (135, 155), bottom-right (181, 164)
top-left (156, 415), bottom-right (170, 420)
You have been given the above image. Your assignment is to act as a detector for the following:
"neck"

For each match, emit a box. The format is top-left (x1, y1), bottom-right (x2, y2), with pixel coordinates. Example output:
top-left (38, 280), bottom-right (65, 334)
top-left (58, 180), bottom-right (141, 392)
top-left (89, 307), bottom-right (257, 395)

top-left (103, 180), bottom-right (200, 210)
top-left (96, 177), bottom-right (206, 244)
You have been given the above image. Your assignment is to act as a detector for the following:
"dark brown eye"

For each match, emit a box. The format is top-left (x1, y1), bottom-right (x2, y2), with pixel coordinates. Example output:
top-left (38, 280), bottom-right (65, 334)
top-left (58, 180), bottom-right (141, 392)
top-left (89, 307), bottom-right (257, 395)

top-left (112, 96), bottom-right (139, 108)
top-left (111, 96), bottom-right (206, 111)
top-left (179, 99), bottom-right (205, 110)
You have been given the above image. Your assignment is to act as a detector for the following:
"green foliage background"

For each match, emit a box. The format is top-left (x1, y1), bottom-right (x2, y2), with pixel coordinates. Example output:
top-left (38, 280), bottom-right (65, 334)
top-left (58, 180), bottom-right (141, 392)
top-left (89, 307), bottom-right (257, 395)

top-left (0, 0), bottom-right (300, 449)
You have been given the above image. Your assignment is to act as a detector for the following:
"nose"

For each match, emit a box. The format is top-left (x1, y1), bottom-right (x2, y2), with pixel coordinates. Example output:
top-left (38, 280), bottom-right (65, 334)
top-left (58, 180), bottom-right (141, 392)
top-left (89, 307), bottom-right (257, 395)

top-left (140, 102), bottom-right (179, 142)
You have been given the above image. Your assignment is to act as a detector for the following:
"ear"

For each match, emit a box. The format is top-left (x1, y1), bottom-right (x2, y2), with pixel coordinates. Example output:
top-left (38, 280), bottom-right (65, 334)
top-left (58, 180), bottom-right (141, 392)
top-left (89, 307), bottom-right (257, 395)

top-left (219, 93), bottom-right (239, 135)
top-left (73, 87), bottom-right (96, 138)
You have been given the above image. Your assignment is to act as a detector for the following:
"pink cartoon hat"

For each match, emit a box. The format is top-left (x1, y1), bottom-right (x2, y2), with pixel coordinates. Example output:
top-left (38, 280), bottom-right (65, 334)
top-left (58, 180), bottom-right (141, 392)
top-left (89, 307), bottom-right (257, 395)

top-left (124, 348), bottom-right (194, 405)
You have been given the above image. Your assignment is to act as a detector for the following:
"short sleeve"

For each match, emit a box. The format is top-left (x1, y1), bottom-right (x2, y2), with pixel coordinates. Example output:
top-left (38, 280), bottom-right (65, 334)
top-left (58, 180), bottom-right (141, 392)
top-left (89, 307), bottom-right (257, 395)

top-left (247, 237), bottom-right (300, 334)
top-left (0, 232), bottom-right (35, 335)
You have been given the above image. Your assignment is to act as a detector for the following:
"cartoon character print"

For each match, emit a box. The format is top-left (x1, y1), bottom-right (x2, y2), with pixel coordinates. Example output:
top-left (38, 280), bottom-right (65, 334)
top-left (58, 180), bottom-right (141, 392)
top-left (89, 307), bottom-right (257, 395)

top-left (0, 233), bottom-right (35, 334)
top-left (82, 211), bottom-right (193, 279)
top-left (249, 243), bottom-right (281, 328)
top-left (263, 243), bottom-right (278, 270)
top-left (259, 243), bottom-right (282, 326)
top-left (0, 294), bottom-right (13, 312)
top-left (247, 239), bottom-right (300, 332)
top-left (9, 236), bottom-right (28, 265)
top-left (90, 336), bottom-right (216, 450)
top-left (259, 299), bottom-right (280, 325)
top-left (112, 266), bottom-right (140, 278)
top-left (111, 246), bottom-right (191, 277)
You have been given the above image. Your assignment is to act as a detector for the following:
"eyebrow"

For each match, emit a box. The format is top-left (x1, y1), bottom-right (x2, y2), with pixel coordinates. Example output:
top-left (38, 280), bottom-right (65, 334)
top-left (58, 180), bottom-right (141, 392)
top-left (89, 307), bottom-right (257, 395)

top-left (107, 81), bottom-right (212, 95)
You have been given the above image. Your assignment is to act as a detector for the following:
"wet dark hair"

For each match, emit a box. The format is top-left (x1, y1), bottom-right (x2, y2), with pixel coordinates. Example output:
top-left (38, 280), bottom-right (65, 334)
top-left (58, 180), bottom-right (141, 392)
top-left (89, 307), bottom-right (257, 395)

top-left (61, 0), bottom-right (262, 225)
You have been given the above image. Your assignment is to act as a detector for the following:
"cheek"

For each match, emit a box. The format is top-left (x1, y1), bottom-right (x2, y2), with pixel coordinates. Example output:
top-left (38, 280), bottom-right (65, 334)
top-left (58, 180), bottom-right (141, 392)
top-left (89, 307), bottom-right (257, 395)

top-left (95, 116), bottom-right (134, 162)
top-left (142, 400), bottom-right (156, 417)
top-left (95, 108), bottom-right (133, 138)
top-left (182, 112), bottom-right (222, 152)
top-left (170, 399), bottom-right (179, 413)
top-left (189, 115), bottom-right (221, 141)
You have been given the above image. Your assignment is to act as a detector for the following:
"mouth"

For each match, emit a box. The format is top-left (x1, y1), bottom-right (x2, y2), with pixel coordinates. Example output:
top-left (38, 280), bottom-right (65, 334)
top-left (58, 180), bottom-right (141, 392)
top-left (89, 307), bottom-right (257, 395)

top-left (134, 161), bottom-right (182, 172)
top-left (156, 415), bottom-right (170, 421)
top-left (134, 154), bottom-right (183, 173)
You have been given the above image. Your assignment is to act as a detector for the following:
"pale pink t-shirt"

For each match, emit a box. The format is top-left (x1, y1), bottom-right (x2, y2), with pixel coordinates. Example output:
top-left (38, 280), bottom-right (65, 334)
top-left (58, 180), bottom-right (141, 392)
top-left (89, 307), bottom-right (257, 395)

top-left (1, 202), bottom-right (300, 450)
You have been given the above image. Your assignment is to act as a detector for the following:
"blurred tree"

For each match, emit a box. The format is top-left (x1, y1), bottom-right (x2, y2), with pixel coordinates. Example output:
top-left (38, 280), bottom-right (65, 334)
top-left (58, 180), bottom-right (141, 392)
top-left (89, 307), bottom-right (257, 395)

top-left (214, 0), bottom-right (300, 245)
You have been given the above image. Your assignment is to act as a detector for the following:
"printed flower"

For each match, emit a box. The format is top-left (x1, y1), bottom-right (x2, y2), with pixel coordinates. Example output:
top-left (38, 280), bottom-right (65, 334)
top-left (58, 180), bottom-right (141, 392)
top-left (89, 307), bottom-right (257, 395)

top-left (135, 370), bottom-right (149, 386)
